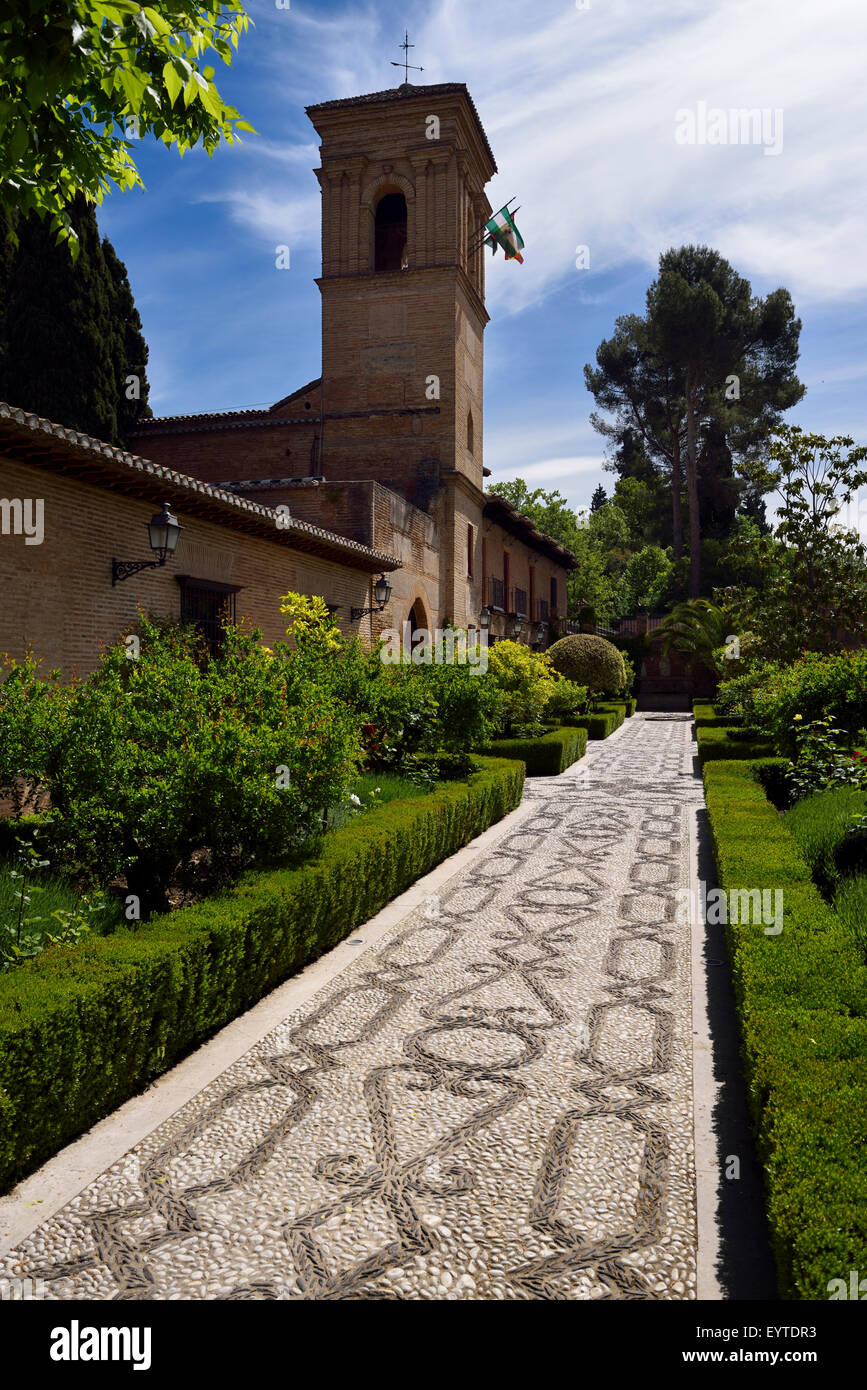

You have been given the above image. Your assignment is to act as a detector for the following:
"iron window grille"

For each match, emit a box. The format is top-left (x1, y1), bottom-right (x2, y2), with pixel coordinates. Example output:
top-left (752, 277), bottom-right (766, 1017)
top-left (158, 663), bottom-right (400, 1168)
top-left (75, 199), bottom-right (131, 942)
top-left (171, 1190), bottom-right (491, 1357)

top-left (176, 576), bottom-right (241, 659)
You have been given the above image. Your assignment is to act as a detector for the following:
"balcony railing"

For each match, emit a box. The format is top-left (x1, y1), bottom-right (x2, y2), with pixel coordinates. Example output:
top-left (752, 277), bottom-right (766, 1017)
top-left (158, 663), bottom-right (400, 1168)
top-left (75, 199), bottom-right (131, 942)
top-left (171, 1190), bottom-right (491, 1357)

top-left (536, 598), bottom-right (549, 622)
top-left (513, 587), bottom-right (528, 616)
top-left (489, 577), bottom-right (505, 609)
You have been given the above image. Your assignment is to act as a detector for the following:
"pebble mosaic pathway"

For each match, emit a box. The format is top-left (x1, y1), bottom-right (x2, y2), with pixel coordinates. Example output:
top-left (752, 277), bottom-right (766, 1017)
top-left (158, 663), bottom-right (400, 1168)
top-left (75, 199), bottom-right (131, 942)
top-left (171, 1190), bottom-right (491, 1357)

top-left (1, 714), bottom-right (706, 1300)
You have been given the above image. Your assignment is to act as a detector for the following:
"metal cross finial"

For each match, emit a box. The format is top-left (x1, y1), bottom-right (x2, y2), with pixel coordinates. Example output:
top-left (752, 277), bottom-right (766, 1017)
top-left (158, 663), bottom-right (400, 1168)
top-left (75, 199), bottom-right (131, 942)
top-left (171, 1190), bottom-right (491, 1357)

top-left (391, 29), bottom-right (423, 83)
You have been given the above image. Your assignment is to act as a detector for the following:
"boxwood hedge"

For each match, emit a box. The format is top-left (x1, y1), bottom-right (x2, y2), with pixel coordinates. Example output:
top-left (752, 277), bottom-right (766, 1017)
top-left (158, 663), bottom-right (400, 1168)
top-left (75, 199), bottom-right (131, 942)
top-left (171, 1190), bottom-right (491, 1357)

top-left (703, 758), bottom-right (867, 1299)
top-left (693, 702), bottom-right (776, 763)
top-left (475, 726), bottom-right (588, 776)
top-left (561, 711), bottom-right (618, 739)
top-left (0, 757), bottom-right (524, 1193)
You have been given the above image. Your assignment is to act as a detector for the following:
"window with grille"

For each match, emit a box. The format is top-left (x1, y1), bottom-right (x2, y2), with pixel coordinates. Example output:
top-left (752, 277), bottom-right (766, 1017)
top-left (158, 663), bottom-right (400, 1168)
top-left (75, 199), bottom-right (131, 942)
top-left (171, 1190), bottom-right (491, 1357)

top-left (177, 577), bottom-right (241, 659)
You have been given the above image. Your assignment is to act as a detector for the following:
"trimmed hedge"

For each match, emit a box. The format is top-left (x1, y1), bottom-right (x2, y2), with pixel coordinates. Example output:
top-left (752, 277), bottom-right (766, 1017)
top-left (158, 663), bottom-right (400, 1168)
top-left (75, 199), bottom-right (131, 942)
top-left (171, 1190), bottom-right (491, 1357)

top-left (703, 759), bottom-right (867, 1300)
top-left (595, 701), bottom-right (627, 730)
top-left (0, 757), bottom-right (524, 1192)
top-left (476, 726), bottom-right (587, 776)
top-left (561, 711), bottom-right (618, 740)
top-left (693, 701), bottom-right (731, 729)
top-left (693, 701), bottom-right (777, 762)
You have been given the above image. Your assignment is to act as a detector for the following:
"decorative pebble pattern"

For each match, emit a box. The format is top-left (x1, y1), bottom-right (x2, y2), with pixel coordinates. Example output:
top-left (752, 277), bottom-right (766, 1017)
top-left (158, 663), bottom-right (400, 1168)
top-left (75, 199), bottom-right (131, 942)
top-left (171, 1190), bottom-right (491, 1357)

top-left (1, 714), bottom-right (704, 1300)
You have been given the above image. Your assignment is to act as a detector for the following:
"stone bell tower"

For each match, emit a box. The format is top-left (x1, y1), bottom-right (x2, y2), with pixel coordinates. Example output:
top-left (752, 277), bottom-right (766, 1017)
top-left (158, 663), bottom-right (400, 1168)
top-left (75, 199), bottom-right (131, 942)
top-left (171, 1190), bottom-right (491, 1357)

top-left (305, 82), bottom-right (496, 515)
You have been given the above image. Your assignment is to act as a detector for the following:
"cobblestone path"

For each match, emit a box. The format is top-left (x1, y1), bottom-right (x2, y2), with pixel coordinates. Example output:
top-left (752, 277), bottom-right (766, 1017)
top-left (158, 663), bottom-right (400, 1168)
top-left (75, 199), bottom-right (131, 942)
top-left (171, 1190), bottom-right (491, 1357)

top-left (1, 714), bottom-right (706, 1300)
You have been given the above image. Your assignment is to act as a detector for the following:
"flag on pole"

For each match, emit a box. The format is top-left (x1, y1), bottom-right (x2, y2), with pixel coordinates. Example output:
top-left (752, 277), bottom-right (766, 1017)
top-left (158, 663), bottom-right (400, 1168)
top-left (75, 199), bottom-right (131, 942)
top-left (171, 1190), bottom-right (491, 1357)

top-left (484, 205), bottom-right (525, 263)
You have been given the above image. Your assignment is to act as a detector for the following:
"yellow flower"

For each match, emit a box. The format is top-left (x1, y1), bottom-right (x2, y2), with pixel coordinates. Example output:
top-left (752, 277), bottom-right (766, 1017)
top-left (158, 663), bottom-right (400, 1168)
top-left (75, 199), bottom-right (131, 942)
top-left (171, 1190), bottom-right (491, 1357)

top-left (793, 714), bottom-right (802, 721)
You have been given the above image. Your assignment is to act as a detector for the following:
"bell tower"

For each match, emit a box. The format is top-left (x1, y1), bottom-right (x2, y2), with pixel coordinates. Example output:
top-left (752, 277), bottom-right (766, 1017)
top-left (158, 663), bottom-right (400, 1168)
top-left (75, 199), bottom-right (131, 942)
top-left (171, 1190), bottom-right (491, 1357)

top-left (306, 81), bottom-right (496, 508)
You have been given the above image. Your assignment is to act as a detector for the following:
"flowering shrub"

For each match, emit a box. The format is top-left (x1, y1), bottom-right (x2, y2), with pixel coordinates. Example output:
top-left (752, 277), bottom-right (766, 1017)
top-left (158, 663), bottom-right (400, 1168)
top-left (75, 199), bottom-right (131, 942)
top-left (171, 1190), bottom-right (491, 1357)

top-left (718, 649), bottom-right (867, 751)
top-left (784, 714), bottom-right (867, 803)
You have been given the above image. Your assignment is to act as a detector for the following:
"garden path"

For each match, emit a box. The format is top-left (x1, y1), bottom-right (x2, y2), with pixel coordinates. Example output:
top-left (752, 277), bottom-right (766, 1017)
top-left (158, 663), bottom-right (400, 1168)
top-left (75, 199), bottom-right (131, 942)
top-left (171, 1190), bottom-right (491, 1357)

top-left (1, 714), bottom-right (710, 1300)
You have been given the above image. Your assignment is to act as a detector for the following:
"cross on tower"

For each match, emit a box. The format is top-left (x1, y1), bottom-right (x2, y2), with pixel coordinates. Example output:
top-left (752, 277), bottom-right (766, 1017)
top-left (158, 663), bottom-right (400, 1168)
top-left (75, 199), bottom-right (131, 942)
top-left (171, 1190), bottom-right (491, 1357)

top-left (391, 30), bottom-right (423, 84)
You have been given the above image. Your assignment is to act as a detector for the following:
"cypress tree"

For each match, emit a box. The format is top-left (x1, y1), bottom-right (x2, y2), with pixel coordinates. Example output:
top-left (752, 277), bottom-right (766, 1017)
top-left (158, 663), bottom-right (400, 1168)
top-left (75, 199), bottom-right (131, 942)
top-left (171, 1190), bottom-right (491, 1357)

top-left (0, 199), bottom-right (150, 445)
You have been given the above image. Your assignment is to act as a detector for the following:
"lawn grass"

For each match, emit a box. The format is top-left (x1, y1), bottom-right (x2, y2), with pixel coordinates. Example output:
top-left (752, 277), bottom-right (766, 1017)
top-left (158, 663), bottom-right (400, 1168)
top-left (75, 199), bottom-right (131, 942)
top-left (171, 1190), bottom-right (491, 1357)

top-left (0, 863), bottom-right (124, 957)
top-left (782, 786), bottom-right (867, 894)
top-left (326, 772), bottom-right (431, 829)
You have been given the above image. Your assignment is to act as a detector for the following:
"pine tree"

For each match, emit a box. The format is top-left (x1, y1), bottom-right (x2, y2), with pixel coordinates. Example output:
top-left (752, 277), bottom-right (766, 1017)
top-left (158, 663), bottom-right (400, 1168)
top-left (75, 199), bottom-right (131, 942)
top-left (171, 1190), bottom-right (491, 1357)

top-left (589, 484), bottom-right (607, 512)
top-left (0, 198), bottom-right (150, 445)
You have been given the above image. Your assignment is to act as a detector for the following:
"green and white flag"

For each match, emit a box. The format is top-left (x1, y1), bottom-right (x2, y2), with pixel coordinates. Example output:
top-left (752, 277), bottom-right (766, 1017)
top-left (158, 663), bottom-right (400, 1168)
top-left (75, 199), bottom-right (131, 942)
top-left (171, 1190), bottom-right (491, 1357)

top-left (484, 205), bottom-right (524, 263)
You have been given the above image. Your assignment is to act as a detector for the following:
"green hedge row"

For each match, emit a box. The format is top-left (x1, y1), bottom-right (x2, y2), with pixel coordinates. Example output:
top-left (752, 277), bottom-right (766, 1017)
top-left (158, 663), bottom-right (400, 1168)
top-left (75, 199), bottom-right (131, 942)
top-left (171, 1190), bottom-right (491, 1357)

top-left (476, 726), bottom-right (588, 776)
top-left (693, 701), bottom-right (777, 762)
top-left (703, 759), bottom-right (867, 1299)
top-left (595, 701), bottom-right (628, 729)
top-left (569, 711), bottom-right (617, 739)
top-left (693, 701), bottom-right (731, 728)
top-left (0, 757), bottom-right (524, 1193)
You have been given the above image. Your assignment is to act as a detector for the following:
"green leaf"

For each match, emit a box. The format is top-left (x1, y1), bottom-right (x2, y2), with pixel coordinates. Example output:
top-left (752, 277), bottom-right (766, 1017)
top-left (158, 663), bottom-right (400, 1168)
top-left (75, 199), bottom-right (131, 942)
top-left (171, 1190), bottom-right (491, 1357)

top-left (162, 61), bottom-right (182, 105)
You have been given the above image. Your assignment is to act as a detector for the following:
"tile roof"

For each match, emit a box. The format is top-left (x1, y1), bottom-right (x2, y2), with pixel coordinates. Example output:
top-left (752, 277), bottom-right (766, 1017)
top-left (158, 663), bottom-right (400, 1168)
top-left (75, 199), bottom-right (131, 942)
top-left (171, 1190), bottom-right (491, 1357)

top-left (0, 402), bottom-right (400, 571)
top-left (307, 82), bottom-right (497, 174)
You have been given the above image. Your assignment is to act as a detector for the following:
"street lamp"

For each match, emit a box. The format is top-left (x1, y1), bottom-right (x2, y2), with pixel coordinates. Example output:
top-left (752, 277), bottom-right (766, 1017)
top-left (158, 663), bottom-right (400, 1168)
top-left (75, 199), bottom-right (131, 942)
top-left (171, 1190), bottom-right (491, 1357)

top-left (112, 502), bottom-right (183, 585)
top-left (511, 613), bottom-right (524, 638)
top-left (479, 605), bottom-right (492, 630)
top-left (351, 574), bottom-right (393, 621)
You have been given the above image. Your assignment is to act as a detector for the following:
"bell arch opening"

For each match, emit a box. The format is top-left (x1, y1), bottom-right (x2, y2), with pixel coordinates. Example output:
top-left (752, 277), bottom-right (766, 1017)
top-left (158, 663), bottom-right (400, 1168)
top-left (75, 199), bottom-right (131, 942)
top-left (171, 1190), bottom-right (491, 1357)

top-left (374, 192), bottom-right (408, 272)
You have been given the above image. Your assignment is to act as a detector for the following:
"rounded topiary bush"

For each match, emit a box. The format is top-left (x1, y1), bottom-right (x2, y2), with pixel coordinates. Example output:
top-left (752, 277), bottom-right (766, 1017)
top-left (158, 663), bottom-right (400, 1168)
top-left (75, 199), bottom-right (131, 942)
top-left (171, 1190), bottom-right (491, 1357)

top-left (547, 634), bottom-right (626, 696)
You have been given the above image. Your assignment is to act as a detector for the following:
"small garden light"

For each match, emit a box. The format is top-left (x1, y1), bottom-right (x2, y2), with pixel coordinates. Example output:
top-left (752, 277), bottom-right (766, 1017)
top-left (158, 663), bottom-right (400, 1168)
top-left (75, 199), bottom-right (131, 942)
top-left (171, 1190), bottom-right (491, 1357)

top-left (112, 502), bottom-right (183, 585)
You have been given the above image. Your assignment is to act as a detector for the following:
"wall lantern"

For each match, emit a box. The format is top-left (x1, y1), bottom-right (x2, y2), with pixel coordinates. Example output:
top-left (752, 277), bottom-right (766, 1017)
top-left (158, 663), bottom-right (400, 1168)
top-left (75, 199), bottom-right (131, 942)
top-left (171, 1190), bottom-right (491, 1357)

top-left (351, 574), bottom-right (393, 621)
top-left (479, 605), bottom-right (492, 630)
top-left (112, 503), bottom-right (183, 586)
top-left (511, 613), bottom-right (524, 638)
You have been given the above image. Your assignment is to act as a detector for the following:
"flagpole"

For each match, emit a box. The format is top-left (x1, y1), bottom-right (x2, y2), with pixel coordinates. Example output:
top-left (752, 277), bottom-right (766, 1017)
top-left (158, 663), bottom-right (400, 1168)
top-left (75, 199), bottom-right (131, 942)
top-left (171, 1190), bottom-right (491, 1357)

top-left (467, 203), bottom-right (522, 259)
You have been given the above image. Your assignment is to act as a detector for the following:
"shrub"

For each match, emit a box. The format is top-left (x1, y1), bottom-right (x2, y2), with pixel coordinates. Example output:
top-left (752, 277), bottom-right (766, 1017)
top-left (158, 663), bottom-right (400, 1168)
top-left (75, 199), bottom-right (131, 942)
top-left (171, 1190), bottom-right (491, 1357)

top-left (0, 757), bottom-right (524, 1191)
top-left (560, 711), bottom-right (618, 739)
top-left (0, 615), bottom-right (361, 916)
top-left (703, 759), bottom-right (867, 1298)
top-left (783, 715), bottom-right (867, 802)
top-left (547, 633), bottom-right (626, 697)
top-left (696, 724), bottom-right (775, 765)
top-left (475, 726), bottom-right (587, 776)
top-left (543, 677), bottom-right (588, 723)
top-left (718, 649), bottom-right (867, 750)
top-left (485, 640), bottom-right (557, 736)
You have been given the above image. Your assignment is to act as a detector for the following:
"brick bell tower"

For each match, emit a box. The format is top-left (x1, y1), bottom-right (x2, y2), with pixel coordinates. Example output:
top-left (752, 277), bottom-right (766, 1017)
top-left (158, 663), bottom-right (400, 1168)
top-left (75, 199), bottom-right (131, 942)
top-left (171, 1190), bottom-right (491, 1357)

top-left (306, 81), bottom-right (497, 627)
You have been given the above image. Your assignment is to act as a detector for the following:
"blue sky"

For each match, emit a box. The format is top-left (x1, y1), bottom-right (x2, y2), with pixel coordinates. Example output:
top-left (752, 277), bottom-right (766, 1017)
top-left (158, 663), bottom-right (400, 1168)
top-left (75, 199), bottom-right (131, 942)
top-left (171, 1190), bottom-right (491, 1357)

top-left (97, 0), bottom-right (867, 523)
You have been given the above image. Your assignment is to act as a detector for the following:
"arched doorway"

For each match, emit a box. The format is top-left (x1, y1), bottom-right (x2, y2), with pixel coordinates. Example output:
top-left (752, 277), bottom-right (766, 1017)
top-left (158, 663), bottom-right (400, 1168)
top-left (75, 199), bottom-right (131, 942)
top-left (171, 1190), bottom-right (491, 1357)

top-left (407, 600), bottom-right (428, 639)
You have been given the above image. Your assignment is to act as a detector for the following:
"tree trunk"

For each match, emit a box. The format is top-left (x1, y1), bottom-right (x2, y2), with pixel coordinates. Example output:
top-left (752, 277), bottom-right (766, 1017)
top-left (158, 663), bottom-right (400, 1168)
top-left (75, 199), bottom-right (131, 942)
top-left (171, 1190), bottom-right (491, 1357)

top-left (671, 442), bottom-right (684, 564)
top-left (686, 394), bottom-right (701, 599)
